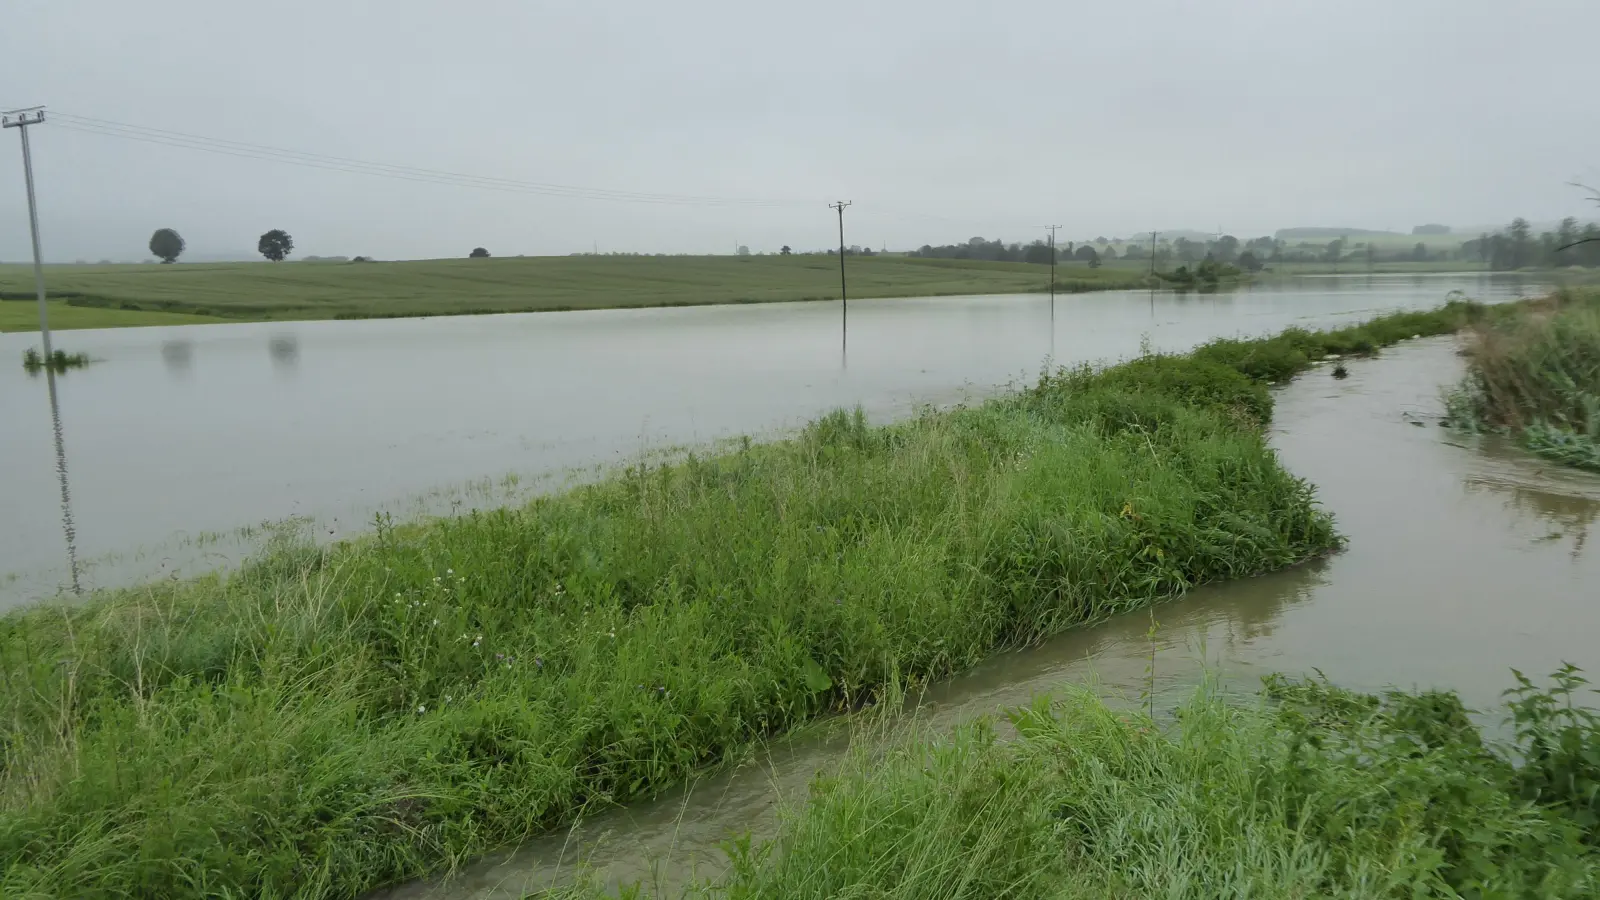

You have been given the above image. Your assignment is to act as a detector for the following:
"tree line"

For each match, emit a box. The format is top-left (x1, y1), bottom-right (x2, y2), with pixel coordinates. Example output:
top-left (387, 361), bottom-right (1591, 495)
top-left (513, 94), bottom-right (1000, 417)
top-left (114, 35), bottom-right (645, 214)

top-left (1465, 218), bottom-right (1600, 270)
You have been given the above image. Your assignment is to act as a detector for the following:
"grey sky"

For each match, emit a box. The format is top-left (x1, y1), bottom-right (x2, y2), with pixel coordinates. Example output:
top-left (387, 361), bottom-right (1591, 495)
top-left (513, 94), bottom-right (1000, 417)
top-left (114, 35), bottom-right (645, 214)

top-left (4, 0), bottom-right (1597, 262)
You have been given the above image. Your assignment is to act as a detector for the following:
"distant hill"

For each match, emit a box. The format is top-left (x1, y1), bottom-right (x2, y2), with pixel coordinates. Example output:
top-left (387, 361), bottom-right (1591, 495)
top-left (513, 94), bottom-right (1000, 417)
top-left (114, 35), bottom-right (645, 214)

top-left (1275, 227), bottom-right (1401, 240)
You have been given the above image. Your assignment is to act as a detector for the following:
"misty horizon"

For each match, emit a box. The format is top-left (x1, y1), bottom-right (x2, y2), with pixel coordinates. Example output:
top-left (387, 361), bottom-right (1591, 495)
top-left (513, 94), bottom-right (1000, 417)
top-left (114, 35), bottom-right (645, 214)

top-left (4, 0), bottom-right (1597, 263)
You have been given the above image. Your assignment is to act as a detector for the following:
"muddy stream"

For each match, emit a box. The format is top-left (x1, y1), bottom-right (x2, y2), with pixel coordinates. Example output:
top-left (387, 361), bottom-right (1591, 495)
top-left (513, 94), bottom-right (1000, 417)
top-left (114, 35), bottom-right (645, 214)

top-left (378, 337), bottom-right (1600, 898)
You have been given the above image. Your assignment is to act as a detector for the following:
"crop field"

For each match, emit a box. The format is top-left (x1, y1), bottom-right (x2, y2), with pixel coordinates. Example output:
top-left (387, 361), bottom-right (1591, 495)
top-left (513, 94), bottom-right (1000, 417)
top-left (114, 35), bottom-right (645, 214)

top-left (0, 255), bottom-right (1148, 330)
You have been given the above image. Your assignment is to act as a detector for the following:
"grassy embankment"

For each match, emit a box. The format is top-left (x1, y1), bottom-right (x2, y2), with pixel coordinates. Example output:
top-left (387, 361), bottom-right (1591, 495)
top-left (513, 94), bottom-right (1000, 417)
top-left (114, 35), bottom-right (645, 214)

top-left (556, 672), bottom-right (1599, 899)
top-left (1446, 288), bottom-right (1600, 470)
top-left (0, 296), bottom-right (1508, 898)
top-left (0, 256), bottom-right (1147, 332)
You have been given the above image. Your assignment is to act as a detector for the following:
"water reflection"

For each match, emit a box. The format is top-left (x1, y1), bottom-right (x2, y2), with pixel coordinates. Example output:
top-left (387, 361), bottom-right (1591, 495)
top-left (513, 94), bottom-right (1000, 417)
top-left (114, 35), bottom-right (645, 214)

top-left (161, 339), bottom-right (194, 375)
top-left (269, 335), bottom-right (301, 372)
top-left (1465, 475), bottom-right (1598, 559)
top-left (41, 367), bottom-right (82, 595)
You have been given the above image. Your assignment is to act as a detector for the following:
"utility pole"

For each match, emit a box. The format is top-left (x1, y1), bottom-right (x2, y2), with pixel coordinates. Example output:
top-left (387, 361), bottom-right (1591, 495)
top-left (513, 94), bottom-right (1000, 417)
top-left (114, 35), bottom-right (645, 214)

top-left (1149, 230), bottom-right (1158, 278)
top-left (5, 106), bottom-right (81, 595)
top-left (830, 201), bottom-right (851, 356)
top-left (1039, 224), bottom-right (1061, 335)
top-left (4, 107), bottom-right (52, 358)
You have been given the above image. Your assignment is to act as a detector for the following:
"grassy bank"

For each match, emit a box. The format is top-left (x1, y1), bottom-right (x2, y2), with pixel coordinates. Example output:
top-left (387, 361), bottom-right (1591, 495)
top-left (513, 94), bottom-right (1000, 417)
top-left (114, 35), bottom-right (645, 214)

top-left (0, 299), bottom-right (228, 333)
top-left (0, 296), bottom-right (1522, 897)
top-left (1446, 289), bottom-right (1600, 470)
top-left (563, 671), bottom-right (1599, 898)
top-left (0, 256), bottom-right (1147, 331)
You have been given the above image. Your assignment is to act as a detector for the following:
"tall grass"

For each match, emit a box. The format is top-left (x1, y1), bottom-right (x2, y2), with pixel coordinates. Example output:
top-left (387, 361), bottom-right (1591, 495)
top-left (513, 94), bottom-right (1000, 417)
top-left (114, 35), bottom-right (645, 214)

top-left (1447, 289), bottom-right (1600, 471)
top-left (0, 298), bottom-right (1527, 897)
top-left (582, 669), bottom-right (1599, 899)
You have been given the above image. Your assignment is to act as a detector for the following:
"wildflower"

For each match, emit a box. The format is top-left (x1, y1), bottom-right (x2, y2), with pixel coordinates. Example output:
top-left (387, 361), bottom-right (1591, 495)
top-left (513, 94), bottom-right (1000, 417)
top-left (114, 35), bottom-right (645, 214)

top-left (416, 705), bottom-right (426, 714)
top-left (444, 695), bottom-right (452, 703)
top-left (608, 631), bottom-right (616, 639)
top-left (534, 656), bottom-right (544, 669)
top-left (431, 619), bottom-right (439, 626)
top-left (446, 568), bottom-right (454, 575)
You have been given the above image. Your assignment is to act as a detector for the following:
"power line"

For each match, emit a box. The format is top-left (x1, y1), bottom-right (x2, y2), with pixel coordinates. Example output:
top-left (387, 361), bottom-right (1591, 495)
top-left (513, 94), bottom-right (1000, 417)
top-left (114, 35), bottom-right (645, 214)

top-left (13, 107), bottom-right (1073, 236)
top-left (43, 111), bottom-right (813, 208)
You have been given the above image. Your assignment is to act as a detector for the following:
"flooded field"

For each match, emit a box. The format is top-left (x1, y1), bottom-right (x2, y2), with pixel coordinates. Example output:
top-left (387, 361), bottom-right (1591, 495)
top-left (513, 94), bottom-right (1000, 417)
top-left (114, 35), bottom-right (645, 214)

top-left (378, 336), bottom-right (1600, 899)
top-left (0, 274), bottom-right (1545, 606)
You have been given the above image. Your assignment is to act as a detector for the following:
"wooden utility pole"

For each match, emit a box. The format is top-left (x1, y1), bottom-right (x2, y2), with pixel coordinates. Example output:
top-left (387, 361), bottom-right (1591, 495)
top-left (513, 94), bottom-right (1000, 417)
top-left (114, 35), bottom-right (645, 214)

top-left (830, 201), bottom-right (852, 356)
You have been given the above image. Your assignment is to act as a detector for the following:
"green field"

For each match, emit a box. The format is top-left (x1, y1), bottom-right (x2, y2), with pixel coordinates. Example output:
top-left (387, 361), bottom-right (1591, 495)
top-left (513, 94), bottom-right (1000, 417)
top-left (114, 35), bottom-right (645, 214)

top-left (0, 299), bottom-right (228, 333)
top-left (0, 256), bottom-right (1147, 331)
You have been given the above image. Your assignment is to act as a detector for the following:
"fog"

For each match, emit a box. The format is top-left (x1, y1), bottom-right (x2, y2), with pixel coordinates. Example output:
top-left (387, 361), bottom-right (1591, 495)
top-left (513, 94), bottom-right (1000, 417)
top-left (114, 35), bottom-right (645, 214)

top-left (2, 0), bottom-right (1596, 261)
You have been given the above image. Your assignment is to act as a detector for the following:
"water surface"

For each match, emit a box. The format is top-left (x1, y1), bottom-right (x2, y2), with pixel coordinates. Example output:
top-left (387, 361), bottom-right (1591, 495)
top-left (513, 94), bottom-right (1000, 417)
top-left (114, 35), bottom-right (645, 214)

top-left (0, 273), bottom-right (1542, 604)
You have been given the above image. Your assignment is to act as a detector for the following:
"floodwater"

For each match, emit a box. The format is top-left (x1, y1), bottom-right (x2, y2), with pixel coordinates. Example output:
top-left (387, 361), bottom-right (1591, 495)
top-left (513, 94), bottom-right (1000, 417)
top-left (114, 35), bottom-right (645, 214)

top-left (0, 273), bottom-right (1544, 605)
top-left (377, 336), bottom-right (1600, 900)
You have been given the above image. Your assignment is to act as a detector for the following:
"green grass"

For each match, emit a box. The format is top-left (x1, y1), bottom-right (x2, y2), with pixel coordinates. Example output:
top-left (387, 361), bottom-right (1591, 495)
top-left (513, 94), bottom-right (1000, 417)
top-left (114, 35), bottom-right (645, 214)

top-left (566, 669), bottom-right (1599, 899)
top-left (0, 296), bottom-right (1541, 898)
top-left (0, 256), bottom-right (1148, 330)
top-left (1446, 289), bottom-right (1600, 471)
top-left (0, 299), bottom-right (229, 332)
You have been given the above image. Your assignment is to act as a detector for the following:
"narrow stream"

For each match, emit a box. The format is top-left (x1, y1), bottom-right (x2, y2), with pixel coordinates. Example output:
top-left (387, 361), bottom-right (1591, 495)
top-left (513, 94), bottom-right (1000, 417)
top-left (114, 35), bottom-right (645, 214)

top-left (377, 336), bottom-right (1600, 899)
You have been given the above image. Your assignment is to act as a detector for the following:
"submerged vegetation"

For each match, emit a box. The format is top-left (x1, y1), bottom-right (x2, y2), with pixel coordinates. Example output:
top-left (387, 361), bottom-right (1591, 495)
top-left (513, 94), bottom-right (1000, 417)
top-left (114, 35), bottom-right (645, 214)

top-left (1447, 289), bottom-right (1600, 471)
top-left (20, 347), bottom-right (91, 374)
top-left (0, 296), bottom-right (1538, 897)
top-left (554, 669), bottom-right (1600, 899)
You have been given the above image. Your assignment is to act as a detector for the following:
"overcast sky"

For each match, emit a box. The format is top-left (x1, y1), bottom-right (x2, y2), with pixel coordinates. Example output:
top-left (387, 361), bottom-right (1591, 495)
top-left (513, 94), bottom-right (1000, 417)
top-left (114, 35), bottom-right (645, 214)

top-left (3, 0), bottom-right (1597, 262)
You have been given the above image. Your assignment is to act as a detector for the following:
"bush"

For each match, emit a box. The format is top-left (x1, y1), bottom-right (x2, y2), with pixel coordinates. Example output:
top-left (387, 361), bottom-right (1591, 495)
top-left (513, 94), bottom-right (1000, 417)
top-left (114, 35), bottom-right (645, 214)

top-left (1447, 289), bottom-right (1600, 471)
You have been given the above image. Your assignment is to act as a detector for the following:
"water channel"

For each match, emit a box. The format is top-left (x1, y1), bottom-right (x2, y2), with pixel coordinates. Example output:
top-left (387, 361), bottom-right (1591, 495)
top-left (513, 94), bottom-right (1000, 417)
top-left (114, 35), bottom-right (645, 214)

top-left (0, 273), bottom-right (1545, 607)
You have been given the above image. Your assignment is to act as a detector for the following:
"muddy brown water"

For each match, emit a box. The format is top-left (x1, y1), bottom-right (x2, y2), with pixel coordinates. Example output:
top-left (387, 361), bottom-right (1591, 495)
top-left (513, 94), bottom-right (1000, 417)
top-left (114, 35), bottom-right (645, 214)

top-left (376, 336), bottom-right (1600, 899)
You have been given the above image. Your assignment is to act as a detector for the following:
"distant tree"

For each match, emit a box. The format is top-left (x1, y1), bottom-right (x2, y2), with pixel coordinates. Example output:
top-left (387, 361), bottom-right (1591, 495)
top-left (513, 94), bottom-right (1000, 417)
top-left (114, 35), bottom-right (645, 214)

top-left (1073, 244), bottom-right (1099, 263)
top-left (1412, 242), bottom-right (1429, 262)
top-left (149, 228), bottom-right (185, 264)
top-left (1366, 243), bottom-right (1378, 269)
top-left (1323, 238), bottom-right (1345, 263)
top-left (780, 245), bottom-right (792, 255)
top-left (258, 229), bottom-right (294, 262)
top-left (1507, 218), bottom-right (1533, 268)
top-left (1173, 237), bottom-right (1201, 263)
top-left (1213, 235), bottom-right (1240, 264)
top-left (1023, 240), bottom-right (1054, 265)
top-left (1237, 250), bottom-right (1263, 272)
top-left (469, 247), bottom-right (490, 258)
top-left (736, 245), bottom-right (751, 257)
top-left (1101, 245), bottom-right (1118, 260)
